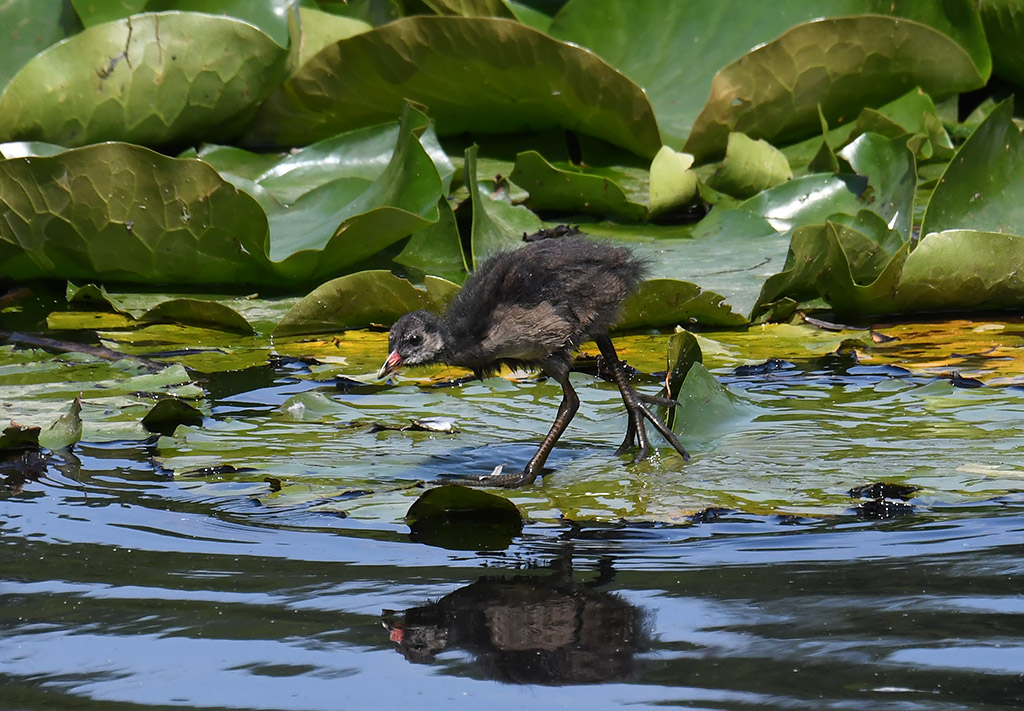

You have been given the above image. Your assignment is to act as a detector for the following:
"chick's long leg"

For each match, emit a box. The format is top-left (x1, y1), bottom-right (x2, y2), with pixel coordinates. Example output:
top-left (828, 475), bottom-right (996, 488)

top-left (439, 374), bottom-right (579, 489)
top-left (521, 375), bottom-right (579, 482)
top-left (594, 332), bottom-right (690, 462)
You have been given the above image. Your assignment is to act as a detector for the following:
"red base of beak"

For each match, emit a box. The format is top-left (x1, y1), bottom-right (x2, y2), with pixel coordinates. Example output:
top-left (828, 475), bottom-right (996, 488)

top-left (377, 350), bottom-right (402, 379)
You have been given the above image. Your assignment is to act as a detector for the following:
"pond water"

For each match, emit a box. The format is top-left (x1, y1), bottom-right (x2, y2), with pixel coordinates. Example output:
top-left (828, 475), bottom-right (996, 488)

top-left (3, 348), bottom-right (1024, 710)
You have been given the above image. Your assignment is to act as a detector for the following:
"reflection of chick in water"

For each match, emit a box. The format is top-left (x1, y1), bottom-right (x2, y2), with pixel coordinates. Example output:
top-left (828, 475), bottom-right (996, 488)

top-left (382, 560), bottom-right (646, 685)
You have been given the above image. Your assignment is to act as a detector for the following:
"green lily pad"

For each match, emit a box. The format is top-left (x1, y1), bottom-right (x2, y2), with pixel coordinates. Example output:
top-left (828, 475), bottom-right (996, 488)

top-left (752, 221), bottom-right (912, 319)
top-left (244, 16), bottom-right (661, 158)
top-left (139, 299), bottom-right (255, 335)
top-left (0, 0), bottom-right (78, 93)
top-left (551, 0), bottom-right (989, 151)
top-left (392, 197), bottom-right (468, 284)
top-left (921, 98), bottom-right (1024, 237)
top-left (670, 361), bottom-right (755, 440)
top-left (466, 145), bottom-right (544, 268)
top-left (892, 230), bottom-right (1024, 314)
top-left (273, 271), bottom-right (460, 337)
top-left (66, 282), bottom-right (133, 315)
top-left (265, 104), bottom-right (444, 284)
top-left (619, 278), bottom-right (747, 329)
top-left (71, 0), bottom-right (147, 27)
top-left (509, 150), bottom-right (647, 222)
top-left (711, 173), bottom-right (869, 233)
top-left (664, 329), bottom-right (702, 432)
top-left (141, 396), bottom-right (204, 436)
top-left (0, 422), bottom-right (41, 452)
top-left (291, 7), bottom-right (371, 72)
top-left (980, 0), bottom-right (1024, 87)
top-left (837, 132), bottom-right (917, 240)
top-left (0, 12), bottom-right (289, 147)
top-left (38, 396), bottom-right (83, 450)
top-left (648, 146), bottom-right (699, 217)
top-left (406, 484), bottom-right (523, 550)
top-left (194, 144), bottom-right (285, 182)
top-left (851, 88), bottom-right (954, 160)
top-left (685, 15), bottom-right (987, 161)
top-left (706, 133), bottom-right (793, 199)
top-left (0, 142), bottom-right (272, 285)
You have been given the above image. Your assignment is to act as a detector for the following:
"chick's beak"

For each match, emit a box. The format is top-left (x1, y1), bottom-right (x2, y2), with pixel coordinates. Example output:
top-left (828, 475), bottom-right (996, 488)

top-left (377, 349), bottom-right (402, 379)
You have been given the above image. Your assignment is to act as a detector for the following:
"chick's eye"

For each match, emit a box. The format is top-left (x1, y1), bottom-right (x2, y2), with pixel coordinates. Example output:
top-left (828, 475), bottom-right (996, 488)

top-left (407, 333), bottom-right (421, 346)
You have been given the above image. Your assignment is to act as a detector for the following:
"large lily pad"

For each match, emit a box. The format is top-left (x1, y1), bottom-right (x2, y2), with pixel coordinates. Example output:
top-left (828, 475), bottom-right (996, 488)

top-left (273, 272), bottom-right (459, 337)
top-left (892, 230), bottom-right (1024, 313)
top-left (619, 279), bottom-right (747, 329)
top-left (244, 16), bottom-right (661, 158)
top-left (921, 98), bottom-right (1024, 236)
top-left (685, 15), bottom-right (987, 161)
top-left (551, 0), bottom-right (989, 151)
top-left (0, 12), bottom-right (289, 147)
top-left (263, 105), bottom-right (444, 283)
top-left (0, 0), bottom-right (78, 93)
top-left (0, 142), bottom-right (272, 285)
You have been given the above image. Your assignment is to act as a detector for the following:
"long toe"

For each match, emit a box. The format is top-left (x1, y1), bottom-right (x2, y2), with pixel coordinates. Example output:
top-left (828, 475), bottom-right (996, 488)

top-left (440, 466), bottom-right (538, 488)
top-left (638, 403), bottom-right (691, 462)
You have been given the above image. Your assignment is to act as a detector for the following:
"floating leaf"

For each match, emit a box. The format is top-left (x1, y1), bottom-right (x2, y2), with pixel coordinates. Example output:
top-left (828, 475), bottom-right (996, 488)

top-left (466, 145), bottom-right (543, 268)
top-left (619, 279), bottom-right (747, 329)
top-left (0, 422), bottom-right (41, 451)
top-left (38, 396), bottom-right (83, 450)
top-left (685, 15), bottom-right (987, 161)
top-left (292, 7), bottom-right (371, 71)
top-left (0, 142), bottom-right (272, 285)
top-left (891, 230), bottom-right (1024, 314)
top-left (273, 272), bottom-right (459, 337)
top-left (670, 362), bottom-right (755, 439)
top-left (706, 133), bottom-right (792, 199)
top-left (0, 12), bottom-right (289, 147)
top-left (139, 299), bottom-right (255, 335)
top-left (510, 150), bottom-right (647, 222)
top-left (406, 484), bottom-right (523, 550)
top-left (921, 98), bottom-right (1024, 237)
top-left (245, 16), bottom-right (661, 157)
top-left (0, 0), bottom-right (78, 92)
top-left (648, 146), bottom-right (698, 217)
top-left (552, 0), bottom-right (988, 151)
top-left (266, 104), bottom-right (443, 284)
top-left (141, 397), bottom-right (204, 436)
top-left (66, 282), bottom-right (133, 315)
top-left (837, 132), bottom-right (916, 240)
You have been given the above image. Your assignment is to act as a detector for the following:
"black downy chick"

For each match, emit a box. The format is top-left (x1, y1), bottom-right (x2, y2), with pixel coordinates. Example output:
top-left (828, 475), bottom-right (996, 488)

top-left (377, 235), bottom-right (690, 487)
